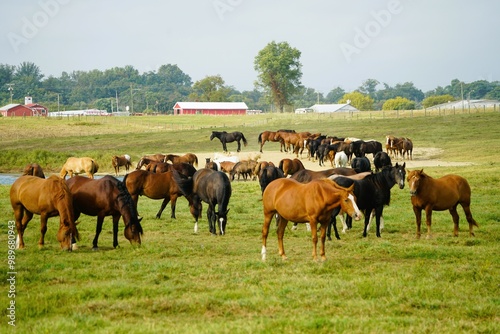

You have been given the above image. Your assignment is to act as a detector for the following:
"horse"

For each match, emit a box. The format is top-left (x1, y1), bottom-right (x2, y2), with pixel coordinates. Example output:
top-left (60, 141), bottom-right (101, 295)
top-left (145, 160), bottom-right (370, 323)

top-left (165, 153), bottom-right (198, 167)
top-left (146, 161), bottom-right (197, 177)
top-left (60, 157), bottom-right (99, 179)
top-left (373, 151), bottom-right (392, 172)
top-left (279, 158), bottom-right (305, 177)
top-left (112, 154), bottom-right (132, 176)
top-left (258, 165), bottom-right (285, 194)
top-left (401, 138), bottom-right (413, 160)
top-left (174, 169), bottom-right (232, 235)
top-left (230, 160), bottom-right (258, 181)
top-left (351, 156), bottom-right (371, 173)
top-left (327, 163), bottom-right (406, 240)
top-left (210, 131), bottom-right (248, 152)
top-left (22, 163), bottom-right (45, 178)
top-left (205, 158), bottom-right (218, 171)
top-left (124, 170), bottom-right (189, 220)
top-left (66, 175), bottom-right (143, 250)
top-left (10, 175), bottom-right (79, 250)
top-left (261, 178), bottom-right (361, 261)
top-left (407, 169), bottom-right (478, 239)
top-left (360, 140), bottom-right (383, 158)
top-left (135, 154), bottom-right (167, 169)
top-left (334, 151), bottom-right (348, 168)
top-left (258, 131), bottom-right (285, 153)
top-left (290, 167), bottom-right (357, 183)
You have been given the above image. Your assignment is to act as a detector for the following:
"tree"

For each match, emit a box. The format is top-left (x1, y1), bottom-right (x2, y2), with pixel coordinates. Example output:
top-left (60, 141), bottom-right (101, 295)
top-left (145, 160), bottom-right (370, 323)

top-left (189, 75), bottom-right (231, 102)
top-left (325, 87), bottom-right (345, 103)
top-left (0, 64), bottom-right (15, 103)
top-left (382, 96), bottom-right (416, 110)
top-left (254, 41), bottom-right (302, 112)
top-left (13, 61), bottom-right (44, 99)
top-left (338, 91), bottom-right (374, 111)
top-left (358, 79), bottom-right (380, 98)
top-left (422, 94), bottom-right (456, 108)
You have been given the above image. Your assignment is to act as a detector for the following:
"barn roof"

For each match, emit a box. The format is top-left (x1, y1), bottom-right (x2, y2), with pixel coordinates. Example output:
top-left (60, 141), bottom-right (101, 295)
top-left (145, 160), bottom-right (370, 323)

top-left (174, 102), bottom-right (248, 110)
top-left (309, 103), bottom-right (359, 113)
top-left (0, 103), bottom-right (21, 111)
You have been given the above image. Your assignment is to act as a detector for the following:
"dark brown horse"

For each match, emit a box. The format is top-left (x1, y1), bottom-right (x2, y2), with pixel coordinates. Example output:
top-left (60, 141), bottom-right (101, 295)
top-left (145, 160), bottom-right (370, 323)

top-left (112, 154), bottom-right (132, 176)
top-left (407, 169), bottom-right (478, 239)
top-left (22, 163), bottom-right (45, 178)
top-left (290, 167), bottom-right (357, 183)
top-left (10, 175), bottom-right (79, 250)
top-left (66, 175), bottom-right (143, 249)
top-left (261, 178), bottom-right (361, 261)
top-left (279, 158), bottom-right (305, 177)
top-left (165, 153), bottom-right (198, 167)
top-left (124, 170), bottom-right (189, 219)
top-left (258, 131), bottom-right (285, 153)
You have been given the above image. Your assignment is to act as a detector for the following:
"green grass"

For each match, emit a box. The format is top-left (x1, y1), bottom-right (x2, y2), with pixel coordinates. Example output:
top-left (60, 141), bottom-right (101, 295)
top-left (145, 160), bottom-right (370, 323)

top-left (0, 111), bottom-right (499, 333)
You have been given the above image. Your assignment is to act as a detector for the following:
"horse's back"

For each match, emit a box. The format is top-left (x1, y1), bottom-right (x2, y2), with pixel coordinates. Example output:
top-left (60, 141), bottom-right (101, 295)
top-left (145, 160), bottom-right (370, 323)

top-left (11, 175), bottom-right (68, 213)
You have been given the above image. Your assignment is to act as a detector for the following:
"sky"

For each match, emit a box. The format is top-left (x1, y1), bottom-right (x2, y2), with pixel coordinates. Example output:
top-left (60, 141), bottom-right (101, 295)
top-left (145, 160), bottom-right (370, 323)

top-left (1, 0), bottom-right (499, 94)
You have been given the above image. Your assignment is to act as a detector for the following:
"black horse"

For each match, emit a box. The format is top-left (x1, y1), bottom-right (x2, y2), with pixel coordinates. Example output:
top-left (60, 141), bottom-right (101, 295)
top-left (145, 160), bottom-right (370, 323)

top-left (351, 156), bottom-right (371, 173)
top-left (174, 168), bottom-right (232, 235)
top-left (258, 165), bottom-right (285, 194)
top-left (327, 163), bottom-right (406, 240)
top-left (210, 131), bottom-right (248, 152)
top-left (374, 151), bottom-right (392, 172)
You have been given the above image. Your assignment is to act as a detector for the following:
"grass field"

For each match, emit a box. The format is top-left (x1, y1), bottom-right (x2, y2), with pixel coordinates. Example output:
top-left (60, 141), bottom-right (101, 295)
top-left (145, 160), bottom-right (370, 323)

top-left (0, 111), bottom-right (499, 333)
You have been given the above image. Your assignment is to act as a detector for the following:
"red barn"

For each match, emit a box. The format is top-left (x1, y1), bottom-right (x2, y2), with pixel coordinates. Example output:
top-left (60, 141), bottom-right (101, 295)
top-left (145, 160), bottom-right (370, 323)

top-left (173, 102), bottom-right (248, 116)
top-left (0, 104), bottom-right (34, 117)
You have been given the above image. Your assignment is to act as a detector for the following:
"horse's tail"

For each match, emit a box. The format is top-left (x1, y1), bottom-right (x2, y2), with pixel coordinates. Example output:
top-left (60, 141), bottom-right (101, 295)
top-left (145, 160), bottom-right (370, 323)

top-left (194, 155), bottom-right (198, 167)
top-left (91, 160), bottom-right (99, 174)
top-left (258, 132), bottom-right (263, 144)
top-left (241, 133), bottom-right (248, 146)
top-left (279, 160), bottom-right (284, 171)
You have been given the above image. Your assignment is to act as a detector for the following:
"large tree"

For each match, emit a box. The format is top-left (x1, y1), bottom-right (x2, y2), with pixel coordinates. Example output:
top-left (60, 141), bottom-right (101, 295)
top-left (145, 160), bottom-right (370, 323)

top-left (188, 75), bottom-right (231, 102)
top-left (254, 41), bottom-right (302, 112)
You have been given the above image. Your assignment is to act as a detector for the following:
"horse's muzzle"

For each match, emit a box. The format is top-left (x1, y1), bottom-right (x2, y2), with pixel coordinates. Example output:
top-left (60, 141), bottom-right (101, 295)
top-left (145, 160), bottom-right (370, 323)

top-left (409, 190), bottom-right (417, 196)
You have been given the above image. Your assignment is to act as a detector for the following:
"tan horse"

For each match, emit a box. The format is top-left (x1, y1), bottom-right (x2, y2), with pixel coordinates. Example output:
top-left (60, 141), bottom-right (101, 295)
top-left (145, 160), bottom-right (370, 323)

top-left (10, 175), bottom-right (79, 250)
top-left (60, 157), bottom-right (99, 179)
top-left (165, 153), bottom-right (198, 167)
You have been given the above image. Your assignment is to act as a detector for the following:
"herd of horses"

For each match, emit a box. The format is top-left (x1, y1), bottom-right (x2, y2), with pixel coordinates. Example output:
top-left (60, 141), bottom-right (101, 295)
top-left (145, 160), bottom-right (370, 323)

top-left (9, 129), bottom-right (479, 261)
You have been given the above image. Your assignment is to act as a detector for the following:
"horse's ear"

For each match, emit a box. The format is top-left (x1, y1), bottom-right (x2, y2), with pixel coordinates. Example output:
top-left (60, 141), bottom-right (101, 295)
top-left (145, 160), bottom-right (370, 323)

top-left (402, 162), bottom-right (406, 169)
top-left (225, 209), bottom-right (230, 215)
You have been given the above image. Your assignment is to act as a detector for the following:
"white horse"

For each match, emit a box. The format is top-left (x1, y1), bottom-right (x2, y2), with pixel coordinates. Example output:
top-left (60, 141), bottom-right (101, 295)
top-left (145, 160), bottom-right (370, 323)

top-left (212, 152), bottom-right (240, 170)
top-left (334, 151), bottom-right (348, 168)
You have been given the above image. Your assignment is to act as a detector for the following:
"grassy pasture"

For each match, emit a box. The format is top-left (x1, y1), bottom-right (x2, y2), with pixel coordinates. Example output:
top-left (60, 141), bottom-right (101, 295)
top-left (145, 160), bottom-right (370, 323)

top-left (0, 111), bottom-right (499, 333)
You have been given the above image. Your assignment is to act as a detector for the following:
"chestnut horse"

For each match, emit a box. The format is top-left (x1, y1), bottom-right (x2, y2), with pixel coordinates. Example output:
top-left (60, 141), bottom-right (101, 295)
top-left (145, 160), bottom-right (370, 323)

top-left (145, 161), bottom-right (196, 177)
top-left (112, 154), bottom-right (132, 176)
top-left (66, 175), bottom-right (143, 249)
top-left (10, 175), bottom-right (79, 250)
top-left (279, 158), bottom-right (305, 177)
top-left (258, 131), bottom-right (285, 153)
top-left (60, 157), bottom-right (99, 179)
top-left (407, 169), bottom-right (478, 239)
top-left (261, 178), bottom-right (361, 261)
top-left (124, 170), bottom-right (189, 220)
top-left (165, 153), bottom-right (198, 167)
top-left (22, 163), bottom-right (45, 178)
top-left (135, 154), bottom-right (167, 169)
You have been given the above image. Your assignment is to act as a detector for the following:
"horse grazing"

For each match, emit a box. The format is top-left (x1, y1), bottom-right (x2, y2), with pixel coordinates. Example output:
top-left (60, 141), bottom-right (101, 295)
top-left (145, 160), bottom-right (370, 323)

top-left (328, 163), bottom-right (406, 240)
top-left (165, 153), bottom-right (198, 167)
top-left (10, 175), bottom-right (79, 250)
top-left (261, 178), bottom-right (361, 261)
top-left (258, 165), bottom-right (285, 193)
top-left (66, 175), bottom-right (143, 249)
top-left (60, 157), bottom-right (99, 179)
top-left (146, 161), bottom-right (197, 177)
top-left (210, 131), bottom-right (248, 152)
top-left (135, 154), bottom-right (167, 169)
top-left (291, 167), bottom-right (357, 183)
top-left (112, 154), bottom-right (132, 176)
top-left (258, 131), bottom-right (285, 153)
top-left (22, 163), bottom-right (45, 178)
top-left (174, 169), bottom-right (232, 235)
top-left (407, 169), bottom-right (478, 239)
top-left (124, 170), bottom-right (189, 220)
top-left (279, 158), bottom-right (305, 177)
top-left (230, 160), bottom-right (258, 181)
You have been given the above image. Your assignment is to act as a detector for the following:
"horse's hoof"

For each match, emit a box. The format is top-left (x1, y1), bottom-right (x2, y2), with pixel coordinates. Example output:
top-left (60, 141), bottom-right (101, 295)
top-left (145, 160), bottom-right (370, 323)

top-left (92, 247), bottom-right (99, 251)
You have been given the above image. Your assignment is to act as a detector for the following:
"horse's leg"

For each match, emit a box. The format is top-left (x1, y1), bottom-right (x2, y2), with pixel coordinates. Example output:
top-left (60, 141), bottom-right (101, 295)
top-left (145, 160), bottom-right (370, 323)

top-left (261, 212), bottom-right (274, 261)
top-left (207, 205), bottom-right (216, 235)
top-left (424, 205), bottom-right (434, 239)
top-left (413, 206), bottom-right (422, 239)
top-left (92, 216), bottom-right (105, 250)
top-left (276, 217), bottom-right (289, 260)
top-left (362, 209), bottom-right (371, 237)
top-left (38, 213), bottom-right (49, 249)
top-left (155, 198), bottom-right (170, 219)
top-left (309, 220), bottom-right (319, 261)
top-left (14, 208), bottom-right (30, 249)
top-left (319, 221), bottom-right (327, 261)
top-left (461, 202), bottom-right (478, 237)
top-left (449, 205), bottom-right (460, 237)
top-left (237, 140), bottom-right (241, 152)
top-left (222, 141), bottom-right (227, 153)
top-left (374, 207), bottom-right (383, 238)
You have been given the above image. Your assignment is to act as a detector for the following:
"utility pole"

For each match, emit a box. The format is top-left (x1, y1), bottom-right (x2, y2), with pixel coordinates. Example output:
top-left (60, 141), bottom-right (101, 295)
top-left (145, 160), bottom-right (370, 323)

top-left (7, 83), bottom-right (14, 104)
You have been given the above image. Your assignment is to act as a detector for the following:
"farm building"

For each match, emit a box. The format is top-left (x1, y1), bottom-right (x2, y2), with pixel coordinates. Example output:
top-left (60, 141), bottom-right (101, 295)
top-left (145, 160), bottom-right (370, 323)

top-left (173, 102), bottom-right (248, 115)
top-left (0, 97), bottom-right (48, 117)
top-left (425, 99), bottom-right (500, 111)
top-left (295, 103), bottom-right (359, 114)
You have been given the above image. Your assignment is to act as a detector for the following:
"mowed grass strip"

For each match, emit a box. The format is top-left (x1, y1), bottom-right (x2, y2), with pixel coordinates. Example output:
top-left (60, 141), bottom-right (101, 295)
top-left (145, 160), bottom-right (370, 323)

top-left (0, 111), bottom-right (499, 333)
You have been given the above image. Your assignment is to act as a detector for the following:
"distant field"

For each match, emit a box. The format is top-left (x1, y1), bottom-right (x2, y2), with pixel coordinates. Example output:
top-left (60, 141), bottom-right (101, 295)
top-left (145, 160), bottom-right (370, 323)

top-left (0, 111), bottom-right (499, 333)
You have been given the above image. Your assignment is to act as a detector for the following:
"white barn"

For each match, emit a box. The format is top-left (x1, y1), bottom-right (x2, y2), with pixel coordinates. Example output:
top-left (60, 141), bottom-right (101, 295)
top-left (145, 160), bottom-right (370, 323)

top-left (295, 103), bottom-right (359, 114)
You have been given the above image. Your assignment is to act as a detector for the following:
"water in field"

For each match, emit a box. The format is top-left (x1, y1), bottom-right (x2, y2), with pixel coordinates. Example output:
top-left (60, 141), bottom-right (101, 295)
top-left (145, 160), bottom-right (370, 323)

top-left (0, 174), bottom-right (124, 185)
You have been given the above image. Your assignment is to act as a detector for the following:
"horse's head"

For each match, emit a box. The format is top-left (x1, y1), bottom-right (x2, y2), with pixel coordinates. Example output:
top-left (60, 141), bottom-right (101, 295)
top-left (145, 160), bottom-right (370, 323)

top-left (210, 132), bottom-right (216, 141)
top-left (340, 184), bottom-right (362, 221)
top-left (407, 169), bottom-right (424, 196)
top-left (393, 162), bottom-right (406, 189)
top-left (57, 219), bottom-right (79, 251)
top-left (216, 209), bottom-right (230, 235)
top-left (189, 196), bottom-right (203, 221)
top-left (124, 216), bottom-right (143, 246)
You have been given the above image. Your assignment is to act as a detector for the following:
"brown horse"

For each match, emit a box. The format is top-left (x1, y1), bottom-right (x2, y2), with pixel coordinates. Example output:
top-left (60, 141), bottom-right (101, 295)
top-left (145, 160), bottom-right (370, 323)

top-left (124, 170), bottom-right (189, 219)
top-left (66, 176), bottom-right (143, 249)
top-left (165, 153), bottom-right (198, 167)
top-left (22, 163), bottom-right (45, 178)
top-left (290, 167), bottom-right (357, 183)
top-left (407, 169), bottom-right (478, 239)
top-left (10, 175), bottom-right (79, 250)
top-left (258, 131), bottom-right (285, 153)
top-left (145, 161), bottom-right (197, 177)
top-left (112, 154), bottom-right (132, 176)
top-left (60, 157), bottom-right (99, 179)
top-left (261, 178), bottom-right (361, 261)
top-left (135, 154), bottom-right (167, 169)
top-left (279, 158), bottom-right (305, 177)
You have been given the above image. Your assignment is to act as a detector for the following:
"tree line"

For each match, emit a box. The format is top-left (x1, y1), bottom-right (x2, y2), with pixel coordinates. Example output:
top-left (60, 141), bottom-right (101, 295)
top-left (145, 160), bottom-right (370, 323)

top-left (1, 42), bottom-right (499, 113)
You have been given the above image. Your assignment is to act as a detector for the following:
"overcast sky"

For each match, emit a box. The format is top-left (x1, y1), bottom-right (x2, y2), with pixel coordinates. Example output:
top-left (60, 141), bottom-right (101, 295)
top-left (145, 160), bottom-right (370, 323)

top-left (1, 0), bottom-right (498, 94)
